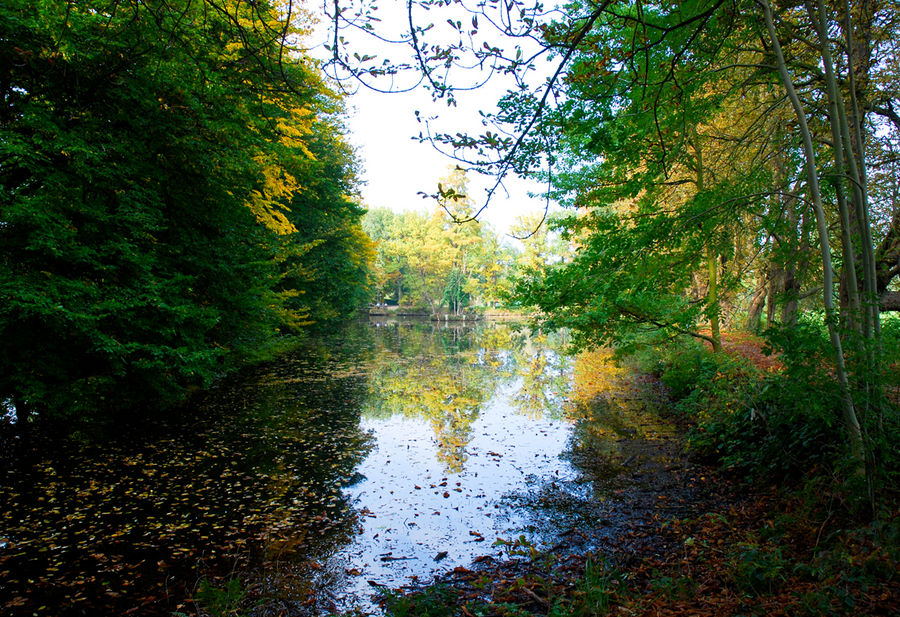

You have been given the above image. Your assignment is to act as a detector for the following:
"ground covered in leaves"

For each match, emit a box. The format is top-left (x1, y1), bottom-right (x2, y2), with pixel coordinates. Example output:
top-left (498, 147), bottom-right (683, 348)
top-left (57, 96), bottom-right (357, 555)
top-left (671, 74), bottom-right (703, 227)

top-left (378, 467), bottom-right (900, 617)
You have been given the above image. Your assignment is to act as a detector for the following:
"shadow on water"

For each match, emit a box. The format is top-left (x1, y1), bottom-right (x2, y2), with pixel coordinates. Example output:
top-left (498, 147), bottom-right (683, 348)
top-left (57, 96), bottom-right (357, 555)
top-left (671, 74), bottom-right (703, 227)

top-left (0, 322), bottom-right (675, 616)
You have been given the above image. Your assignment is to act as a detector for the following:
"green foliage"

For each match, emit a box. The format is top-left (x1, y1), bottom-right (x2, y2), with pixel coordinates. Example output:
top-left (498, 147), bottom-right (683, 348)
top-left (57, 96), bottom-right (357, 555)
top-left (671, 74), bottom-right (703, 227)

top-left (492, 0), bottom-right (900, 490)
top-left (277, 122), bottom-right (373, 329)
top-left (515, 211), bottom-right (716, 354)
top-left (619, 310), bottom-right (900, 499)
top-left (657, 343), bottom-right (726, 401)
top-left (647, 573), bottom-right (698, 601)
top-left (174, 578), bottom-right (255, 617)
top-left (510, 2), bottom-right (771, 353)
top-left (548, 558), bottom-right (627, 617)
top-left (637, 333), bottom-right (841, 480)
top-left (727, 541), bottom-right (787, 596)
top-left (362, 195), bottom-right (518, 313)
top-left (0, 0), bottom-right (371, 428)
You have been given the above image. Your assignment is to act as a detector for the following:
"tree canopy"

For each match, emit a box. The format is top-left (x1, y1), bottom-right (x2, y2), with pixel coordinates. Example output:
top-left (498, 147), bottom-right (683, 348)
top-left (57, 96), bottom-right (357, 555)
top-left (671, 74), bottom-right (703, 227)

top-left (0, 0), bottom-right (371, 426)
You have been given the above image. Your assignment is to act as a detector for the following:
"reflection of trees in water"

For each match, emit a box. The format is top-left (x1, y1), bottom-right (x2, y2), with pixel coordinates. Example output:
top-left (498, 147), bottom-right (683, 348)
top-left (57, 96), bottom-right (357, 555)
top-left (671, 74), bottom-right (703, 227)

top-left (561, 351), bottom-right (674, 482)
top-left (510, 331), bottom-right (573, 420)
top-left (362, 321), bottom-right (539, 472)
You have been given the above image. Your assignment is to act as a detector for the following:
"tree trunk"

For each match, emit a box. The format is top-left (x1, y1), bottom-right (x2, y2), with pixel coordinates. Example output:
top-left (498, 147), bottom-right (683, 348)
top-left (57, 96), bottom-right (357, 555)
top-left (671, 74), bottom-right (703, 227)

top-left (879, 291), bottom-right (900, 312)
top-left (766, 264), bottom-right (783, 326)
top-left (781, 270), bottom-right (800, 325)
top-left (762, 0), bottom-right (866, 473)
top-left (692, 130), bottom-right (721, 352)
top-left (747, 271), bottom-right (768, 331)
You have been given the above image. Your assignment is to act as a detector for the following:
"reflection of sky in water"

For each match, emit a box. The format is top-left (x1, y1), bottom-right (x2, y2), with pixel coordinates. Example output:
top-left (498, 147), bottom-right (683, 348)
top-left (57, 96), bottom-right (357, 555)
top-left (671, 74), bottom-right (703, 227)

top-left (328, 366), bottom-right (578, 609)
top-left (2, 398), bottom-right (16, 422)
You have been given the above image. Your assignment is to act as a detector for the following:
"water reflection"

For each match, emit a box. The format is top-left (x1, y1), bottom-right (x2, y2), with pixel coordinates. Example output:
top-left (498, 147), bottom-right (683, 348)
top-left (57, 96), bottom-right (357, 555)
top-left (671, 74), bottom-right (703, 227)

top-left (0, 320), bottom-right (578, 616)
top-left (316, 320), bottom-right (577, 612)
top-left (361, 321), bottom-right (573, 471)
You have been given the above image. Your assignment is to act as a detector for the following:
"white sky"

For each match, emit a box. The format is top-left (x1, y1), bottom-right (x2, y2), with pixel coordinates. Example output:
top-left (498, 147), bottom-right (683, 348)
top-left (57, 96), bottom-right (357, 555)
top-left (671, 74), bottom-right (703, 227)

top-left (345, 86), bottom-right (548, 237)
top-left (307, 0), bottom-right (556, 237)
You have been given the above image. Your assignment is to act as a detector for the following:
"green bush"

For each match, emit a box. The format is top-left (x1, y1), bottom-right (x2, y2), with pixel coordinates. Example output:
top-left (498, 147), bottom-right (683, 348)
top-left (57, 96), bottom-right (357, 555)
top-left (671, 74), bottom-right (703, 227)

top-left (173, 578), bottom-right (255, 617)
top-left (643, 326), bottom-right (845, 481)
top-left (381, 584), bottom-right (457, 617)
top-left (727, 541), bottom-right (787, 596)
top-left (659, 344), bottom-right (723, 401)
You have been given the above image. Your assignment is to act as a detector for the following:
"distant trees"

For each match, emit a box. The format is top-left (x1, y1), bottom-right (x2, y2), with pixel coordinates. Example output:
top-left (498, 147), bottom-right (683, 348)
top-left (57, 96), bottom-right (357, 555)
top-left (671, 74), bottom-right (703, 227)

top-left (0, 0), bottom-right (371, 426)
top-left (363, 168), bottom-right (520, 314)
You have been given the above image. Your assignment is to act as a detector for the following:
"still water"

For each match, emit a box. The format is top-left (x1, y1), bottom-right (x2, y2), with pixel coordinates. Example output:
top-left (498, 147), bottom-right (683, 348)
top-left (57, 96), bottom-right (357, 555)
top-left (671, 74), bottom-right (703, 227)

top-left (0, 319), bottom-right (632, 615)
top-left (310, 320), bottom-right (576, 611)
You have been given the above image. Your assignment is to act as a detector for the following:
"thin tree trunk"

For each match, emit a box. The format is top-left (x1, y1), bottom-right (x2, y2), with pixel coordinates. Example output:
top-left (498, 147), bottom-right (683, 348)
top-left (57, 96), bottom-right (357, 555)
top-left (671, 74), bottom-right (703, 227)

top-left (781, 195), bottom-right (804, 326)
top-left (761, 0), bottom-right (865, 471)
top-left (805, 0), bottom-right (863, 334)
top-left (708, 247), bottom-right (722, 351)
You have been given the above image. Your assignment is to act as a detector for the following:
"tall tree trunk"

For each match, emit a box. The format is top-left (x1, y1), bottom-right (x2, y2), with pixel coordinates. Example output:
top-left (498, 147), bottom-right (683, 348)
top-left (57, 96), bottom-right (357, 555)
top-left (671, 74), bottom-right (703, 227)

top-left (708, 247), bottom-right (722, 351)
top-left (781, 197), bottom-right (808, 326)
top-left (692, 129), bottom-right (721, 352)
top-left (766, 265), bottom-right (782, 326)
top-left (781, 269), bottom-right (800, 325)
top-left (761, 0), bottom-right (866, 473)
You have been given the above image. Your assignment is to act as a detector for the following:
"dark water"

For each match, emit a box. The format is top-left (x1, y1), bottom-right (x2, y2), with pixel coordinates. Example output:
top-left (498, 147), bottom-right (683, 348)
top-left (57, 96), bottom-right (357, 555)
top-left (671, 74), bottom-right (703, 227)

top-left (0, 319), bottom-right (642, 615)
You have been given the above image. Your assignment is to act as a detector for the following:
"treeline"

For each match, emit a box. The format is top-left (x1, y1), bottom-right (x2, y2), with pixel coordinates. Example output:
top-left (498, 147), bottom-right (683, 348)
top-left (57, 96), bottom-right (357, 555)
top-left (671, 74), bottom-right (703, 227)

top-left (0, 0), bottom-right (371, 426)
top-left (364, 168), bottom-right (569, 315)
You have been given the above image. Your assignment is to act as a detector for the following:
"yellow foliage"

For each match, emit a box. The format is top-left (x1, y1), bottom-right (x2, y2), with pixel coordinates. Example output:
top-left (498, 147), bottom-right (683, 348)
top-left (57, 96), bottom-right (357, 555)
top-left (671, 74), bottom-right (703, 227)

top-left (568, 350), bottom-right (626, 411)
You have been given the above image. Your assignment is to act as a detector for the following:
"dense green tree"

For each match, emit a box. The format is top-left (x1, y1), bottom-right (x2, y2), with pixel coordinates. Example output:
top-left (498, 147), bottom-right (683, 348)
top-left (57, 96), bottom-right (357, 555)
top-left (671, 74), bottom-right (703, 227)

top-left (0, 0), bottom-right (370, 426)
top-left (277, 120), bottom-right (373, 328)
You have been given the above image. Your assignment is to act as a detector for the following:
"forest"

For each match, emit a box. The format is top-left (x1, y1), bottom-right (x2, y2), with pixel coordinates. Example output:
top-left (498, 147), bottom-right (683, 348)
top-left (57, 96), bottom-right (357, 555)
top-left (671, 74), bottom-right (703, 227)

top-left (363, 169), bottom-right (568, 315)
top-left (1, 0), bottom-right (900, 616)
top-left (0, 0), bottom-right (373, 427)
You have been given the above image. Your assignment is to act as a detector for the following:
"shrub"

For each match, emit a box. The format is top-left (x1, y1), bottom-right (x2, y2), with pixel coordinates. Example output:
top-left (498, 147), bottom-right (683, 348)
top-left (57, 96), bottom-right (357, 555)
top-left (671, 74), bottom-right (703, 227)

top-left (643, 328), bottom-right (844, 481)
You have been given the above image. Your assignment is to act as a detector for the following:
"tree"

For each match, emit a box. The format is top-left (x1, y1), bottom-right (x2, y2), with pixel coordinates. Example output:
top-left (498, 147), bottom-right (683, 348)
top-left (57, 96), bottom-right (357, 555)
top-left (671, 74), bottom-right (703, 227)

top-left (326, 0), bottom-right (900, 493)
top-left (362, 169), bottom-right (517, 314)
top-left (437, 167), bottom-right (482, 314)
top-left (277, 118), bottom-right (374, 328)
top-left (0, 0), bottom-right (370, 426)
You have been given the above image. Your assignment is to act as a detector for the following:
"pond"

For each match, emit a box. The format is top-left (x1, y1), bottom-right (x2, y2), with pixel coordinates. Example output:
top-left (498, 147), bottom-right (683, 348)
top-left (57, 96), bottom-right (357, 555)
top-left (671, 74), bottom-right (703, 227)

top-left (0, 319), bottom-right (672, 616)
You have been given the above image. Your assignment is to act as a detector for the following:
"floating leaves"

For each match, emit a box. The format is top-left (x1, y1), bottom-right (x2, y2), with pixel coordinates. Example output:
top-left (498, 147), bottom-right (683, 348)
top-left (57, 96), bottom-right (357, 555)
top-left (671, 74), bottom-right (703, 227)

top-left (0, 349), bottom-right (372, 616)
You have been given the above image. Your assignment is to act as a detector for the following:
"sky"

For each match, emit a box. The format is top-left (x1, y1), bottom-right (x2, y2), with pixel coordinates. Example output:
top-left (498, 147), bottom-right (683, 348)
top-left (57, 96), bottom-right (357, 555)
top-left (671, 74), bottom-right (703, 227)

top-left (344, 86), bottom-right (548, 237)
top-left (306, 0), bottom-right (556, 237)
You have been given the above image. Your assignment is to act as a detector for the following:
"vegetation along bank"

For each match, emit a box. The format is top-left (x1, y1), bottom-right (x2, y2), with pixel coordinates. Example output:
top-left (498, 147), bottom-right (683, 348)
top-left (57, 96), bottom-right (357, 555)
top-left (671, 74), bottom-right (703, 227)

top-left (2, 0), bottom-right (900, 615)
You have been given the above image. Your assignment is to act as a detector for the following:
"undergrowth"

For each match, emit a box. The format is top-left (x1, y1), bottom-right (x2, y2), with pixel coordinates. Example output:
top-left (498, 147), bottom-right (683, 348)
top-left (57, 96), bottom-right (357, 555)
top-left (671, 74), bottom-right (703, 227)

top-left (626, 319), bottom-right (900, 500)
